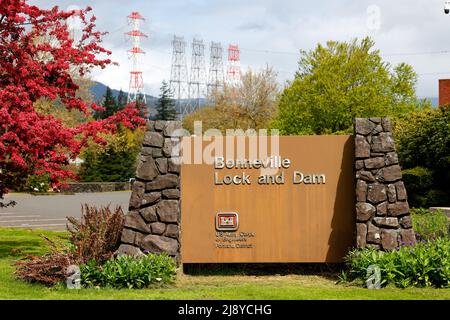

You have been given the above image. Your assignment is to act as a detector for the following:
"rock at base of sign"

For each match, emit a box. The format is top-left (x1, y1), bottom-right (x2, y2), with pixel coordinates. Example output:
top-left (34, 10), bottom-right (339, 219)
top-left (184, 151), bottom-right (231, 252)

top-left (381, 229), bottom-right (398, 251)
top-left (116, 244), bottom-right (145, 258)
top-left (141, 235), bottom-right (178, 256)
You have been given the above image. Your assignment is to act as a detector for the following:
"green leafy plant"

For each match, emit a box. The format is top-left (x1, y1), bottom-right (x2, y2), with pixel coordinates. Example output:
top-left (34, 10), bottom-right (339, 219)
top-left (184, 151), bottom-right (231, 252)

top-left (411, 208), bottom-right (450, 241)
top-left (80, 253), bottom-right (177, 289)
top-left (25, 174), bottom-right (51, 193)
top-left (343, 238), bottom-right (450, 288)
top-left (274, 37), bottom-right (428, 135)
top-left (394, 106), bottom-right (450, 207)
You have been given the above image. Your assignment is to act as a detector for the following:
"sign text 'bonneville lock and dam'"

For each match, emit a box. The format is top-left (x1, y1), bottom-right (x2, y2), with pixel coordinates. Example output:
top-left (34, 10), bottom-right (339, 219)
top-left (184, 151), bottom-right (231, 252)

top-left (213, 156), bottom-right (326, 250)
top-left (213, 156), bottom-right (326, 186)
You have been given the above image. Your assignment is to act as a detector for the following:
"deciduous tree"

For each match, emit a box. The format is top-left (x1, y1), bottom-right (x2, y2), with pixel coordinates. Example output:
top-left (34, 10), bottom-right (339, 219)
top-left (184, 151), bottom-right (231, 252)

top-left (0, 1), bottom-right (144, 206)
top-left (273, 37), bottom-right (429, 135)
top-left (183, 67), bottom-right (279, 133)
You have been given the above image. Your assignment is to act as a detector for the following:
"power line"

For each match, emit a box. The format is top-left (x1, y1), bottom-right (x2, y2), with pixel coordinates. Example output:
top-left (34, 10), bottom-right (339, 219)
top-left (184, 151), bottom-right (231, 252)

top-left (418, 71), bottom-right (450, 76)
top-left (241, 47), bottom-right (450, 58)
top-left (382, 50), bottom-right (450, 57)
top-left (240, 47), bottom-right (299, 56)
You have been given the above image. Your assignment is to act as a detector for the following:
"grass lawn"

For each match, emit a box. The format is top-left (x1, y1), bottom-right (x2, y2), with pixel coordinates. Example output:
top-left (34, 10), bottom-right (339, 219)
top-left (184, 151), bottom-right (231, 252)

top-left (0, 227), bottom-right (449, 300)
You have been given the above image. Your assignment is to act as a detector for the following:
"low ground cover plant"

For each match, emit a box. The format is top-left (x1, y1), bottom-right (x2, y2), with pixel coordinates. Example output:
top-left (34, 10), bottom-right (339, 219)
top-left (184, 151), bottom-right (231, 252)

top-left (342, 237), bottom-right (450, 288)
top-left (411, 208), bottom-right (449, 241)
top-left (81, 253), bottom-right (177, 289)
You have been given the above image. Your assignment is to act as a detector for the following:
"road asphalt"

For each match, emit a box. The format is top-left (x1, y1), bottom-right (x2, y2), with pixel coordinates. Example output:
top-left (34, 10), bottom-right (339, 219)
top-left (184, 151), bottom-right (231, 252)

top-left (0, 192), bottom-right (131, 231)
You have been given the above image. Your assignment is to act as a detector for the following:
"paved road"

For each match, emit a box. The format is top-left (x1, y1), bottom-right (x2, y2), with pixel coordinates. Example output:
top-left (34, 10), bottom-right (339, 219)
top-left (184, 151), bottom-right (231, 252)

top-left (0, 192), bottom-right (131, 231)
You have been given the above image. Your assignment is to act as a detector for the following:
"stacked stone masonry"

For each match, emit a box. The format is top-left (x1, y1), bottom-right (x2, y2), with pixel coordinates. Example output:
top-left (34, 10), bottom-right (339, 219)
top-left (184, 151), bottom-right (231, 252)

top-left (118, 120), bottom-right (182, 261)
top-left (354, 118), bottom-right (416, 250)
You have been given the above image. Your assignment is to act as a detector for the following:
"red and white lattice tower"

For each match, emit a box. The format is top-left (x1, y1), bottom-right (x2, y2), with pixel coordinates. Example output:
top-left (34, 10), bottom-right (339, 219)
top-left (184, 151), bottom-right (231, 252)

top-left (226, 44), bottom-right (241, 86)
top-left (125, 12), bottom-right (148, 104)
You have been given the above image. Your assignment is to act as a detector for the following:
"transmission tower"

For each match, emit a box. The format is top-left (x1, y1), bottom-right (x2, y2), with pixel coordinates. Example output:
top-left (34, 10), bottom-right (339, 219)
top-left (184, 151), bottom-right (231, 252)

top-left (125, 12), bottom-right (147, 104)
top-left (187, 38), bottom-right (207, 113)
top-left (170, 35), bottom-right (189, 117)
top-left (207, 41), bottom-right (224, 97)
top-left (226, 44), bottom-right (241, 86)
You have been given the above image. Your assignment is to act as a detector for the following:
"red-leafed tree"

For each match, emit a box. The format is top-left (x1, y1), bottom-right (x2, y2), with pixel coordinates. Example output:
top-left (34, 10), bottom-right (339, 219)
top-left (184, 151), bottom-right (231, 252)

top-left (0, 1), bottom-right (145, 206)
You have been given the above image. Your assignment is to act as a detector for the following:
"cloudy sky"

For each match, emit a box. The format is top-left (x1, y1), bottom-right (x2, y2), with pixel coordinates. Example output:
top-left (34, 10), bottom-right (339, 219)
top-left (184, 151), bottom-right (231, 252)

top-left (29, 0), bottom-right (450, 98)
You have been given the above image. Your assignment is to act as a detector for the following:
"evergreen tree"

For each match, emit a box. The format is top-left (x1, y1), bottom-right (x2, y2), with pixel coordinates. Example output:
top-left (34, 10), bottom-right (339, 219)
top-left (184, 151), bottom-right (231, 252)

top-left (155, 81), bottom-right (178, 120)
top-left (95, 86), bottom-right (117, 119)
top-left (116, 89), bottom-right (127, 110)
top-left (135, 94), bottom-right (149, 119)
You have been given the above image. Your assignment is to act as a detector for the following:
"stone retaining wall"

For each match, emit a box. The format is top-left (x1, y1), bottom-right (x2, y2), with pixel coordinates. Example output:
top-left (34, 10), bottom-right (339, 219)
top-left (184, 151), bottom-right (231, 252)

top-left (354, 118), bottom-right (416, 250)
top-left (117, 121), bottom-right (182, 261)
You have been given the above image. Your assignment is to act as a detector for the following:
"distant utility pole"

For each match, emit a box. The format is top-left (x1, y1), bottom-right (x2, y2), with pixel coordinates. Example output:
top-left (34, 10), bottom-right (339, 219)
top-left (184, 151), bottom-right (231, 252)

top-left (125, 12), bottom-right (147, 104)
top-left (207, 41), bottom-right (225, 98)
top-left (188, 38), bottom-right (207, 114)
top-left (226, 44), bottom-right (242, 86)
top-left (170, 35), bottom-right (189, 117)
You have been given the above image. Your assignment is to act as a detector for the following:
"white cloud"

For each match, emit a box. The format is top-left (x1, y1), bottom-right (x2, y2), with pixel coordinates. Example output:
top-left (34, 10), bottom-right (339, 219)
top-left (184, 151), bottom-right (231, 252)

top-left (29, 0), bottom-right (450, 98)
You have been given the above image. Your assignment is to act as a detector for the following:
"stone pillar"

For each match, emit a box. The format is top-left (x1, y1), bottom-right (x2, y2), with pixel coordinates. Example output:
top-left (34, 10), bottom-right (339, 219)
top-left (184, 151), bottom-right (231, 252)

top-left (118, 121), bottom-right (182, 261)
top-left (354, 118), bottom-right (415, 250)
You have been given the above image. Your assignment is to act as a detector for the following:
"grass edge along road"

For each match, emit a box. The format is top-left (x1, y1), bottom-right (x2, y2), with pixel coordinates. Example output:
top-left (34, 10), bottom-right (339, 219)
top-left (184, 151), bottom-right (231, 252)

top-left (0, 228), bottom-right (449, 300)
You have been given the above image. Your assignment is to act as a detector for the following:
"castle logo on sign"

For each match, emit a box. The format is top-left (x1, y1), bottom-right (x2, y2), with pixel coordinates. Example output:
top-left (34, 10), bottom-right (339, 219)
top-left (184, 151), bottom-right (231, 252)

top-left (216, 212), bottom-right (239, 231)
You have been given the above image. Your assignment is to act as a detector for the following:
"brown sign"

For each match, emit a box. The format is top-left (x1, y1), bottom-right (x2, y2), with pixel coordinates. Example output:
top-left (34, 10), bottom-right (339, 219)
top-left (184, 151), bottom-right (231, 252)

top-left (180, 135), bottom-right (355, 263)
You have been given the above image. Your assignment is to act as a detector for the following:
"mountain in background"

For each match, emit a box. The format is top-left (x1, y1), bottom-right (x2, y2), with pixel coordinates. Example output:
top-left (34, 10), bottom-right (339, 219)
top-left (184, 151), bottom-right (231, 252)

top-left (91, 81), bottom-right (208, 118)
top-left (91, 82), bottom-right (158, 107)
top-left (92, 82), bottom-right (438, 115)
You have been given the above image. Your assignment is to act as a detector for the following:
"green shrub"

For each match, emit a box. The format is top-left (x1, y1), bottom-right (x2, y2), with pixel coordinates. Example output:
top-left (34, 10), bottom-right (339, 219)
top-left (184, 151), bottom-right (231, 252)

top-left (411, 208), bottom-right (450, 241)
top-left (402, 167), bottom-right (434, 208)
top-left (394, 106), bottom-right (450, 207)
top-left (343, 238), bottom-right (450, 288)
top-left (24, 174), bottom-right (51, 193)
top-left (81, 253), bottom-right (177, 289)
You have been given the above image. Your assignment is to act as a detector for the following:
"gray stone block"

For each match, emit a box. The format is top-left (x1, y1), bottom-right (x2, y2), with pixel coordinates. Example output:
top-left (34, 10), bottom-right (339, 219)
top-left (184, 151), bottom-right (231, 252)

top-left (141, 235), bottom-right (179, 255)
top-left (388, 202), bottom-right (410, 217)
top-left (156, 158), bottom-right (168, 174)
top-left (157, 200), bottom-right (180, 223)
top-left (373, 217), bottom-right (399, 229)
top-left (355, 135), bottom-right (370, 158)
top-left (164, 224), bottom-right (179, 239)
top-left (371, 133), bottom-right (396, 153)
top-left (124, 212), bottom-right (151, 233)
top-left (150, 222), bottom-right (166, 235)
top-left (146, 174), bottom-right (179, 191)
top-left (143, 131), bottom-right (164, 147)
top-left (356, 202), bottom-right (376, 222)
top-left (140, 206), bottom-right (158, 223)
top-left (355, 119), bottom-right (376, 135)
top-left (162, 189), bottom-right (180, 199)
top-left (367, 183), bottom-right (387, 204)
top-left (117, 244), bottom-right (145, 258)
top-left (136, 157), bottom-right (159, 181)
